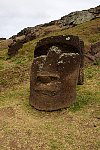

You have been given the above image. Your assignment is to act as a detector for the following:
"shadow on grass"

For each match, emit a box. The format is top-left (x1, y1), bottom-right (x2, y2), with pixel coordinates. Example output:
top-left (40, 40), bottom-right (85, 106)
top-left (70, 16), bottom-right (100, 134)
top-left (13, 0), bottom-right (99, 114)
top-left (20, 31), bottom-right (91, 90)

top-left (69, 90), bottom-right (99, 112)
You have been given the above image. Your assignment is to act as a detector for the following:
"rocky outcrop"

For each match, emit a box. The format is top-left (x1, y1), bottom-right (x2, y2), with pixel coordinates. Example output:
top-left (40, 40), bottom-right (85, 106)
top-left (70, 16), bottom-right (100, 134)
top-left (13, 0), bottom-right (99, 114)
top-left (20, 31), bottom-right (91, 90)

top-left (58, 5), bottom-right (100, 28)
top-left (0, 39), bottom-right (12, 51)
top-left (0, 38), bottom-right (6, 40)
top-left (85, 41), bottom-right (100, 64)
top-left (8, 5), bottom-right (100, 57)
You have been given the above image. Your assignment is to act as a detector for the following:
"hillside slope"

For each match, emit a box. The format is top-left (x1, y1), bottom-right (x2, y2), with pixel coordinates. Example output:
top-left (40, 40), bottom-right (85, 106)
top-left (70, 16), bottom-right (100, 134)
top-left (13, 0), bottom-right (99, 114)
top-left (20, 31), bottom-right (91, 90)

top-left (9, 18), bottom-right (100, 64)
top-left (7, 5), bottom-right (100, 58)
top-left (0, 17), bottom-right (100, 92)
top-left (0, 41), bottom-right (100, 150)
top-left (0, 6), bottom-right (100, 150)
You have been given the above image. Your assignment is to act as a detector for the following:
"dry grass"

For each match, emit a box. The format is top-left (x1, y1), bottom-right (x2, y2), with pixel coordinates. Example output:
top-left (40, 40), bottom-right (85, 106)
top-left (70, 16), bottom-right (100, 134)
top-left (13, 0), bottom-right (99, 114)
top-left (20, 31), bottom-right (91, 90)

top-left (0, 65), bottom-right (100, 150)
top-left (0, 18), bottom-right (100, 150)
top-left (0, 39), bottom-right (12, 51)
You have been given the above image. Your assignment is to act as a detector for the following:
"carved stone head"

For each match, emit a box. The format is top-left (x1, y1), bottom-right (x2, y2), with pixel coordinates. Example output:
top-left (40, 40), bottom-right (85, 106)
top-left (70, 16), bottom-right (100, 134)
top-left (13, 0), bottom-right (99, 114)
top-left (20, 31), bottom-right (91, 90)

top-left (30, 35), bottom-right (84, 111)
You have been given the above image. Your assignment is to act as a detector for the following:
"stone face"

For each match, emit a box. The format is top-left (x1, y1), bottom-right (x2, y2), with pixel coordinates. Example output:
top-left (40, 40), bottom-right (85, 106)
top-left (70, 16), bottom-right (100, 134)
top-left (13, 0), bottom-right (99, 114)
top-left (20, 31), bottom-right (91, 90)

top-left (30, 35), bottom-right (84, 111)
top-left (34, 35), bottom-right (84, 85)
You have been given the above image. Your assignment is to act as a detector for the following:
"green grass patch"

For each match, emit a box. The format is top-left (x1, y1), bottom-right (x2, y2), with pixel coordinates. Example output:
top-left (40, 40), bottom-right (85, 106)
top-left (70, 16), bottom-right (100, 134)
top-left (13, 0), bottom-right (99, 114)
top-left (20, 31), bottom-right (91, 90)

top-left (69, 65), bottom-right (100, 112)
top-left (69, 90), bottom-right (100, 112)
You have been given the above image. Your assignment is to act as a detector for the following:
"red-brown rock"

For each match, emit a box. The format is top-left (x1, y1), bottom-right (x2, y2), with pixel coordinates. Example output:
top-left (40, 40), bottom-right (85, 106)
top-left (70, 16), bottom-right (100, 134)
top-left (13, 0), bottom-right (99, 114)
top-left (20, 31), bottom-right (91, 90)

top-left (30, 35), bottom-right (84, 111)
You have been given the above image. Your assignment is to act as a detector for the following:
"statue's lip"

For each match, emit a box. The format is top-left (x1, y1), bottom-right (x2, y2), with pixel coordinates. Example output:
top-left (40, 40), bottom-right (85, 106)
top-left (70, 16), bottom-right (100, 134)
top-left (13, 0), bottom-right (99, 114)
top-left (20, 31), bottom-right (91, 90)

top-left (34, 90), bottom-right (60, 96)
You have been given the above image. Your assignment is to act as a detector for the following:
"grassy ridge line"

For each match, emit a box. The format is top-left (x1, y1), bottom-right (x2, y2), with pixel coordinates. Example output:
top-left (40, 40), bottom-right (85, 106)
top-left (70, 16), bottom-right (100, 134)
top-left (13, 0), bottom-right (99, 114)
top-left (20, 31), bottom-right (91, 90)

top-left (11, 18), bottom-right (100, 63)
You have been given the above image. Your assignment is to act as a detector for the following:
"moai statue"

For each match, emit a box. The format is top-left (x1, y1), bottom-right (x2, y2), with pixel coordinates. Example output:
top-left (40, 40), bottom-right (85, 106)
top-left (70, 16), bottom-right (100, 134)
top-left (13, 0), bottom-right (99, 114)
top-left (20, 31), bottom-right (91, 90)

top-left (30, 35), bottom-right (84, 111)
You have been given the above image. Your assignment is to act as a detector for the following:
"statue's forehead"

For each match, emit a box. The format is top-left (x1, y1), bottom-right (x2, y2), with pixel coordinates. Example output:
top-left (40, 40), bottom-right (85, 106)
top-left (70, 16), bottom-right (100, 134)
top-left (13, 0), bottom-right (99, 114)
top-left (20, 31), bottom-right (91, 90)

top-left (33, 50), bottom-right (80, 72)
top-left (34, 35), bottom-right (83, 58)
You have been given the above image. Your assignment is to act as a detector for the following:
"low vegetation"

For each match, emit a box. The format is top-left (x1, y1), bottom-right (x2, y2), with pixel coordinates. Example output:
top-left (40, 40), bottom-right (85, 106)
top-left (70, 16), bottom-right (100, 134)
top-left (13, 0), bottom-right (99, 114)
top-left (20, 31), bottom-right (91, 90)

top-left (0, 18), bottom-right (100, 150)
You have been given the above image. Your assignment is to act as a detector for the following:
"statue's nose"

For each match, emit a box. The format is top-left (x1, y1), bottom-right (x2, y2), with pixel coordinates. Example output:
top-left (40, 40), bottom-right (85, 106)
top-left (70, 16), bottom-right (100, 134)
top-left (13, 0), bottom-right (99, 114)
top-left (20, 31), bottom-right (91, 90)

top-left (42, 46), bottom-right (61, 72)
top-left (36, 73), bottom-right (60, 84)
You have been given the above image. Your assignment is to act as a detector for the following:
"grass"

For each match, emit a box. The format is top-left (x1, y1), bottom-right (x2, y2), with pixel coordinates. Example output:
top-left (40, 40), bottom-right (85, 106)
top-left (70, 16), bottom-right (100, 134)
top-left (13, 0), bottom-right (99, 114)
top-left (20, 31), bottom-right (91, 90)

top-left (51, 18), bottom-right (100, 44)
top-left (0, 62), bottom-right (100, 150)
top-left (0, 18), bottom-right (100, 150)
top-left (3, 18), bottom-right (99, 66)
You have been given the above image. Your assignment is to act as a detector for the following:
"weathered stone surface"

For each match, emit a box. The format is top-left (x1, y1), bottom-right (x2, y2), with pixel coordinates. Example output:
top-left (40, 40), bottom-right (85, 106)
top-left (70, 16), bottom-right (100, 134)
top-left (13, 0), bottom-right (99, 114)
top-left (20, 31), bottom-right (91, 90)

top-left (89, 5), bottom-right (100, 14)
top-left (8, 40), bottom-right (24, 56)
top-left (0, 38), bottom-right (6, 40)
top-left (84, 41), bottom-right (100, 64)
top-left (91, 42), bottom-right (100, 55)
top-left (30, 35), bottom-right (84, 111)
top-left (8, 34), bottom-right (36, 56)
top-left (59, 5), bottom-right (100, 28)
top-left (30, 48), bottom-right (80, 111)
top-left (34, 35), bottom-right (84, 85)
top-left (7, 5), bottom-right (99, 57)
top-left (15, 35), bottom-right (25, 42)
top-left (95, 52), bottom-right (100, 61)
top-left (91, 42), bottom-right (100, 63)
top-left (59, 11), bottom-right (94, 28)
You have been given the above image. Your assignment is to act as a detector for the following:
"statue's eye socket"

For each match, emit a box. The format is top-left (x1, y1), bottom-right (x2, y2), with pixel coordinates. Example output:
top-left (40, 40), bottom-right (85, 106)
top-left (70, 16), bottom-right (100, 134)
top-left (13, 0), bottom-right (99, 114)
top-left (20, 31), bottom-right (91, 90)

top-left (34, 42), bottom-right (79, 58)
top-left (34, 46), bottom-right (49, 58)
top-left (36, 76), bottom-right (59, 83)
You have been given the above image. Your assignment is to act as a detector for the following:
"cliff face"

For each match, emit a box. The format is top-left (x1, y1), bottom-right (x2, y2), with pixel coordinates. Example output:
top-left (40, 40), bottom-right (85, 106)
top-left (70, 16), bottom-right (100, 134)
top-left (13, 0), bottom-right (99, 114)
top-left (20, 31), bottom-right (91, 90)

top-left (8, 5), bottom-right (100, 58)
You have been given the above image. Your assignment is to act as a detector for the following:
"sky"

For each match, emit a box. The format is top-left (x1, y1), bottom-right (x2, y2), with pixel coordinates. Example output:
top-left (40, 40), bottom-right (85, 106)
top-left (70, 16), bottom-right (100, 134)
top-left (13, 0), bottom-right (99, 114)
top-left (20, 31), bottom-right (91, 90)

top-left (0, 0), bottom-right (99, 38)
